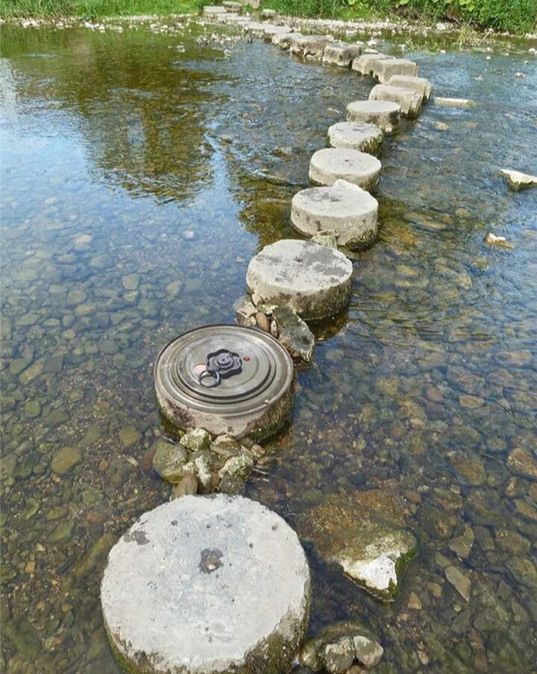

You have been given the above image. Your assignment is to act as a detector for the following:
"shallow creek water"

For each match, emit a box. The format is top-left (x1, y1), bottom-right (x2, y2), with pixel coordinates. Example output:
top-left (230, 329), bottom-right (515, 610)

top-left (1, 18), bottom-right (536, 674)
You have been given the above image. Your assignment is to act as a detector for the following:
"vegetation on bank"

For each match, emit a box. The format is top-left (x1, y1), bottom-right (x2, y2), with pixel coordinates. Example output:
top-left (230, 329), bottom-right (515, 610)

top-left (0, 0), bottom-right (535, 33)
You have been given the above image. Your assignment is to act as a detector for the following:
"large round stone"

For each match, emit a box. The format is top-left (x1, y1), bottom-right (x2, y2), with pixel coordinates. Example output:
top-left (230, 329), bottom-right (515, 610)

top-left (291, 179), bottom-right (378, 249)
top-left (101, 495), bottom-right (311, 674)
top-left (327, 121), bottom-right (383, 156)
top-left (246, 239), bottom-right (353, 321)
top-left (309, 148), bottom-right (381, 191)
top-left (372, 57), bottom-right (419, 83)
top-left (346, 100), bottom-right (401, 134)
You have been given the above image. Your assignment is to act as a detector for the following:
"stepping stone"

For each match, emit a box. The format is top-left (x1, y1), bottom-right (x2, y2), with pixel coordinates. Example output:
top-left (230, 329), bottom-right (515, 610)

top-left (388, 75), bottom-right (432, 102)
top-left (102, 495), bottom-right (310, 674)
top-left (369, 84), bottom-right (422, 119)
top-left (261, 8), bottom-right (277, 18)
top-left (275, 32), bottom-right (303, 49)
top-left (243, 21), bottom-right (267, 37)
top-left (203, 5), bottom-right (228, 16)
top-left (351, 53), bottom-right (393, 76)
top-left (373, 58), bottom-right (419, 83)
top-left (262, 24), bottom-right (291, 39)
top-left (290, 35), bottom-right (334, 61)
top-left (223, 1), bottom-right (242, 12)
top-left (309, 148), bottom-right (381, 190)
top-left (323, 41), bottom-right (364, 67)
top-left (347, 100), bottom-right (401, 134)
top-left (291, 179), bottom-right (379, 250)
top-left (328, 121), bottom-right (383, 156)
top-left (246, 239), bottom-right (353, 320)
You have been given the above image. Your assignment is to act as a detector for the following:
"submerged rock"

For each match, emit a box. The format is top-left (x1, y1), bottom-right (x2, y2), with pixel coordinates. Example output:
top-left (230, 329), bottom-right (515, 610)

top-left (298, 491), bottom-right (416, 601)
top-left (51, 446), bottom-right (82, 475)
top-left (500, 169), bottom-right (537, 192)
top-left (152, 439), bottom-right (188, 483)
top-left (272, 305), bottom-right (315, 363)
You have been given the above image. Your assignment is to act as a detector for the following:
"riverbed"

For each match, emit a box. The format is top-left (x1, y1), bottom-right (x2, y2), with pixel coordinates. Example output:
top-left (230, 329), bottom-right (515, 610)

top-left (1, 17), bottom-right (536, 674)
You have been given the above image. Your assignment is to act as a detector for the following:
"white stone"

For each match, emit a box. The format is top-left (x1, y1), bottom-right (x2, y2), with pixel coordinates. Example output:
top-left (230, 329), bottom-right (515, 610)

top-left (291, 179), bottom-right (378, 250)
top-left (369, 83), bottom-right (422, 118)
top-left (101, 495), bottom-right (310, 674)
top-left (351, 53), bottom-right (393, 76)
top-left (246, 239), bottom-right (353, 321)
top-left (261, 24), bottom-right (291, 39)
top-left (373, 58), bottom-right (419, 83)
top-left (346, 99), bottom-right (401, 134)
top-left (388, 75), bottom-right (432, 102)
top-left (328, 121), bottom-right (383, 156)
top-left (322, 41), bottom-right (364, 67)
top-left (309, 148), bottom-right (381, 190)
top-left (500, 169), bottom-right (537, 192)
top-left (434, 97), bottom-right (475, 109)
top-left (222, 1), bottom-right (242, 12)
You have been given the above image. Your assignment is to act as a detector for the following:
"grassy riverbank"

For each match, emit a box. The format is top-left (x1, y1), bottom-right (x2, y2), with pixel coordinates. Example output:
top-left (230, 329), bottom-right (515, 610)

top-left (0, 0), bottom-right (535, 33)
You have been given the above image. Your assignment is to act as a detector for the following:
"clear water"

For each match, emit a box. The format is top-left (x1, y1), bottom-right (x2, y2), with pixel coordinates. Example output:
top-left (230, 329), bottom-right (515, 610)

top-left (1, 19), bottom-right (536, 674)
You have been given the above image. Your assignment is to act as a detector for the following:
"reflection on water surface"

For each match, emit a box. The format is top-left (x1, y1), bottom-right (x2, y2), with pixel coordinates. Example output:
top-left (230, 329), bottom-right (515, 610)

top-left (1, 19), bottom-right (536, 674)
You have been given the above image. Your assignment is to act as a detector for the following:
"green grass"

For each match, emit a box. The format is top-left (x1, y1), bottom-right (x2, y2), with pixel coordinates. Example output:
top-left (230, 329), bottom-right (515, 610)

top-left (0, 0), bottom-right (200, 19)
top-left (1, 0), bottom-right (535, 31)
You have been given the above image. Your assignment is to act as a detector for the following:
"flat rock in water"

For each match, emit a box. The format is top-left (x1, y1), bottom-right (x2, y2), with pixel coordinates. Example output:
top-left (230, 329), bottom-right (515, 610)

top-left (309, 148), bottom-right (381, 191)
top-left (328, 121), bottom-right (383, 156)
top-left (101, 495), bottom-right (310, 674)
top-left (291, 179), bottom-right (378, 250)
top-left (203, 5), bottom-right (228, 16)
top-left (246, 239), bottom-right (353, 321)
top-left (351, 53), bottom-right (393, 76)
top-left (500, 169), bottom-right (537, 191)
top-left (373, 58), bottom-right (419, 83)
top-left (369, 83), bottom-right (422, 118)
top-left (297, 490), bottom-right (416, 601)
top-left (323, 41), bottom-right (364, 67)
top-left (434, 97), bottom-right (475, 109)
top-left (388, 74), bottom-right (432, 102)
top-left (347, 99), bottom-right (401, 134)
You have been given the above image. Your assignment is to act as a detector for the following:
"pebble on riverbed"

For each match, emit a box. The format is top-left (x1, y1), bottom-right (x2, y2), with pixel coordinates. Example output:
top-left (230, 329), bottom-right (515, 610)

top-left (500, 168), bottom-right (537, 192)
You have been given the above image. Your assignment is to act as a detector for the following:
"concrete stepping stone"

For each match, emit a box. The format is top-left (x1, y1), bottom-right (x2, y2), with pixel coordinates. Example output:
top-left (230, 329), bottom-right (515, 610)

top-left (369, 84), bottom-right (422, 119)
top-left (328, 121), bottom-right (383, 156)
top-left (261, 8), bottom-right (277, 19)
top-left (274, 32), bottom-right (303, 49)
top-left (309, 148), bottom-right (381, 190)
top-left (102, 495), bottom-right (310, 674)
top-left (351, 53), bottom-right (393, 76)
top-left (346, 100), bottom-right (401, 134)
top-left (243, 21), bottom-right (268, 37)
top-left (203, 5), bottom-right (228, 17)
top-left (262, 24), bottom-right (291, 39)
top-left (388, 75), bottom-right (432, 102)
top-left (323, 41), bottom-right (364, 67)
top-left (246, 239), bottom-right (353, 320)
top-left (373, 58), bottom-right (419, 83)
top-left (291, 179), bottom-right (379, 250)
top-left (289, 34), bottom-right (334, 60)
top-left (222, 0), bottom-right (242, 12)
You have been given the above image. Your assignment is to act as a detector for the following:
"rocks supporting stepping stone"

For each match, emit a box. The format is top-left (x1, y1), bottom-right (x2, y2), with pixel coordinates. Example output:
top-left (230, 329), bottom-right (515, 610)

top-left (291, 179), bottom-right (378, 250)
top-left (388, 75), bottom-right (432, 102)
top-left (351, 53), bottom-right (393, 76)
top-left (322, 41), bottom-right (364, 67)
top-left (347, 99), bottom-right (401, 134)
top-left (309, 148), bottom-right (381, 190)
top-left (102, 495), bottom-right (311, 674)
top-left (328, 121), bottom-right (383, 156)
top-left (373, 57), bottom-right (419, 83)
top-left (369, 83), bottom-right (422, 119)
top-left (290, 34), bottom-right (334, 61)
top-left (246, 239), bottom-right (353, 321)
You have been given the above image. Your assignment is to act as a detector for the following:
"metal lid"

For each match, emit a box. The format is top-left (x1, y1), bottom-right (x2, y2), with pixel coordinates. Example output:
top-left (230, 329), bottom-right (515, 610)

top-left (154, 325), bottom-right (294, 418)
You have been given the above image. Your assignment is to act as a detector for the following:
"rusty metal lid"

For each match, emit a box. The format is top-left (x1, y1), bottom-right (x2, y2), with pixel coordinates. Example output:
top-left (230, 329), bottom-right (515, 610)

top-left (154, 325), bottom-right (294, 417)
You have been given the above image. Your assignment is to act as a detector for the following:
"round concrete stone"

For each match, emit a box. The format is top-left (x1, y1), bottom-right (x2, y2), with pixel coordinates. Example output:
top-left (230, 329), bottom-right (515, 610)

top-left (328, 121), bottom-right (383, 156)
top-left (373, 58), bottom-right (419, 83)
top-left (388, 75), bottom-right (432, 102)
top-left (101, 495), bottom-right (311, 674)
top-left (291, 179), bottom-right (378, 250)
top-left (309, 148), bottom-right (381, 191)
top-left (346, 99), bottom-right (401, 134)
top-left (246, 239), bottom-right (353, 320)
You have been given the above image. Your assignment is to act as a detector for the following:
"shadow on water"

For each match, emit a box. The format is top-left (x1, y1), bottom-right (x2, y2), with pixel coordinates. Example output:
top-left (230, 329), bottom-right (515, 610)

top-left (1, 19), bottom-right (537, 674)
